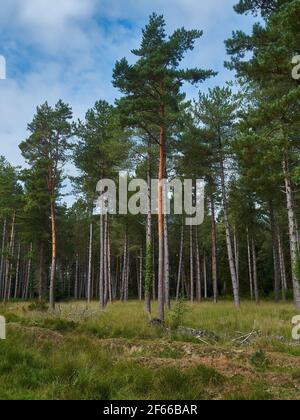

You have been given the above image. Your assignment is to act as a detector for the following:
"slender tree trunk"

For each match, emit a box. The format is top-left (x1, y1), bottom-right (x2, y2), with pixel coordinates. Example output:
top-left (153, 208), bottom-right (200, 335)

top-left (234, 227), bottom-right (240, 290)
top-left (49, 199), bottom-right (57, 310)
top-left (99, 214), bottom-right (105, 309)
top-left (139, 247), bottom-right (143, 301)
top-left (0, 218), bottom-right (7, 299)
top-left (195, 227), bottom-right (202, 302)
top-left (247, 228), bottom-right (254, 301)
top-left (103, 214), bottom-right (108, 305)
top-left (4, 211), bottom-right (16, 303)
top-left (157, 85), bottom-right (165, 321)
top-left (252, 238), bottom-right (260, 305)
top-left (219, 141), bottom-right (240, 308)
top-left (176, 221), bottom-right (184, 301)
top-left (87, 221), bottom-right (93, 303)
top-left (14, 242), bottom-right (21, 299)
top-left (278, 231), bottom-right (287, 301)
top-left (164, 215), bottom-right (170, 308)
top-left (283, 157), bottom-right (300, 308)
top-left (203, 253), bottom-right (208, 299)
top-left (74, 253), bottom-right (79, 299)
top-left (190, 225), bottom-right (194, 302)
top-left (269, 201), bottom-right (280, 303)
top-left (145, 150), bottom-right (152, 314)
top-left (107, 219), bottom-right (112, 304)
top-left (211, 199), bottom-right (218, 304)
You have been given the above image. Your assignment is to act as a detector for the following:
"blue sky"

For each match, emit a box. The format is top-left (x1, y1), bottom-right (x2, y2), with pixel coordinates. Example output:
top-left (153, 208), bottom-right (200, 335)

top-left (0, 0), bottom-right (255, 200)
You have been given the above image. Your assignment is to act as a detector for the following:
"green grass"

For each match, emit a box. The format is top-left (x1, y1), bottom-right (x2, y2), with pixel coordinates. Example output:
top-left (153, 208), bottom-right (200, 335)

top-left (0, 300), bottom-right (299, 400)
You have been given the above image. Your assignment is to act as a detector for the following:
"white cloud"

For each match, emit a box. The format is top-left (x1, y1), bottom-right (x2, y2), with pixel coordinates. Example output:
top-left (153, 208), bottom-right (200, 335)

top-left (0, 0), bottom-right (254, 196)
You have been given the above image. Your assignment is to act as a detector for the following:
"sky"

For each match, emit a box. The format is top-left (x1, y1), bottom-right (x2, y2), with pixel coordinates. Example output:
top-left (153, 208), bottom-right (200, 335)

top-left (0, 0), bottom-right (255, 201)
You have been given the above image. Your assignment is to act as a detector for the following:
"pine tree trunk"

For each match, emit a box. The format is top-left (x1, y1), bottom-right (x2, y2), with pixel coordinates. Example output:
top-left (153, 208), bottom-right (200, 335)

top-left (74, 253), bottom-right (79, 300)
top-left (4, 211), bottom-right (16, 303)
top-left (190, 226), bottom-right (194, 302)
top-left (158, 85), bottom-right (165, 321)
top-left (278, 231), bottom-right (287, 301)
top-left (195, 227), bottom-right (202, 302)
top-left (269, 201), bottom-right (280, 303)
top-left (176, 221), bottom-right (184, 301)
top-left (87, 222), bottom-right (93, 303)
top-left (234, 227), bottom-right (240, 290)
top-left (203, 253), bottom-right (208, 299)
top-left (211, 199), bottom-right (218, 304)
top-left (139, 247), bottom-right (143, 301)
top-left (164, 216), bottom-right (170, 308)
top-left (247, 228), bottom-right (254, 301)
top-left (219, 142), bottom-right (240, 308)
top-left (49, 200), bottom-right (57, 310)
top-left (14, 242), bottom-right (21, 299)
top-left (252, 238), bottom-right (260, 305)
top-left (0, 218), bottom-right (7, 298)
top-left (99, 214), bottom-right (105, 309)
top-left (145, 151), bottom-right (152, 314)
top-left (283, 157), bottom-right (300, 308)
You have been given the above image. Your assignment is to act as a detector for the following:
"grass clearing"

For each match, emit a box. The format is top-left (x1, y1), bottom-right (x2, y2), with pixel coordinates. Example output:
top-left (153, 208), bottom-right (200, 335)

top-left (0, 300), bottom-right (299, 400)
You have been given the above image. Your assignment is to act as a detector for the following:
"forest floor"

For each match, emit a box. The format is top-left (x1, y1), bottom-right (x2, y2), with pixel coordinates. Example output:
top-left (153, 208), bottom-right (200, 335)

top-left (0, 300), bottom-right (299, 400)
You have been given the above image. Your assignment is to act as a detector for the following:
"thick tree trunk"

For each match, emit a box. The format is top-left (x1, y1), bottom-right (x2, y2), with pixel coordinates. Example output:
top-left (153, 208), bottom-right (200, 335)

top-left (211, 199), bottom-right (218, 304)
top-left (283, 158), bottom-right (300, 308)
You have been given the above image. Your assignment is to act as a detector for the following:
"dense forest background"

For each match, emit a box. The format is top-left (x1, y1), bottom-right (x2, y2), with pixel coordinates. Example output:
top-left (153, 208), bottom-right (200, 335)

top-left (0, 0), bottom-right (300, 321)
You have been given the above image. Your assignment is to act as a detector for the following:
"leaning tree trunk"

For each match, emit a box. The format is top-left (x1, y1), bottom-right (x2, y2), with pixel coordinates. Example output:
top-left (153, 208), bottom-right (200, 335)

top-left (211, 199), bottom-right (218, 304)
top-left (219, 141), bottom-right (240, 308)
top-left (283, 157), bottom-right (300, 308)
